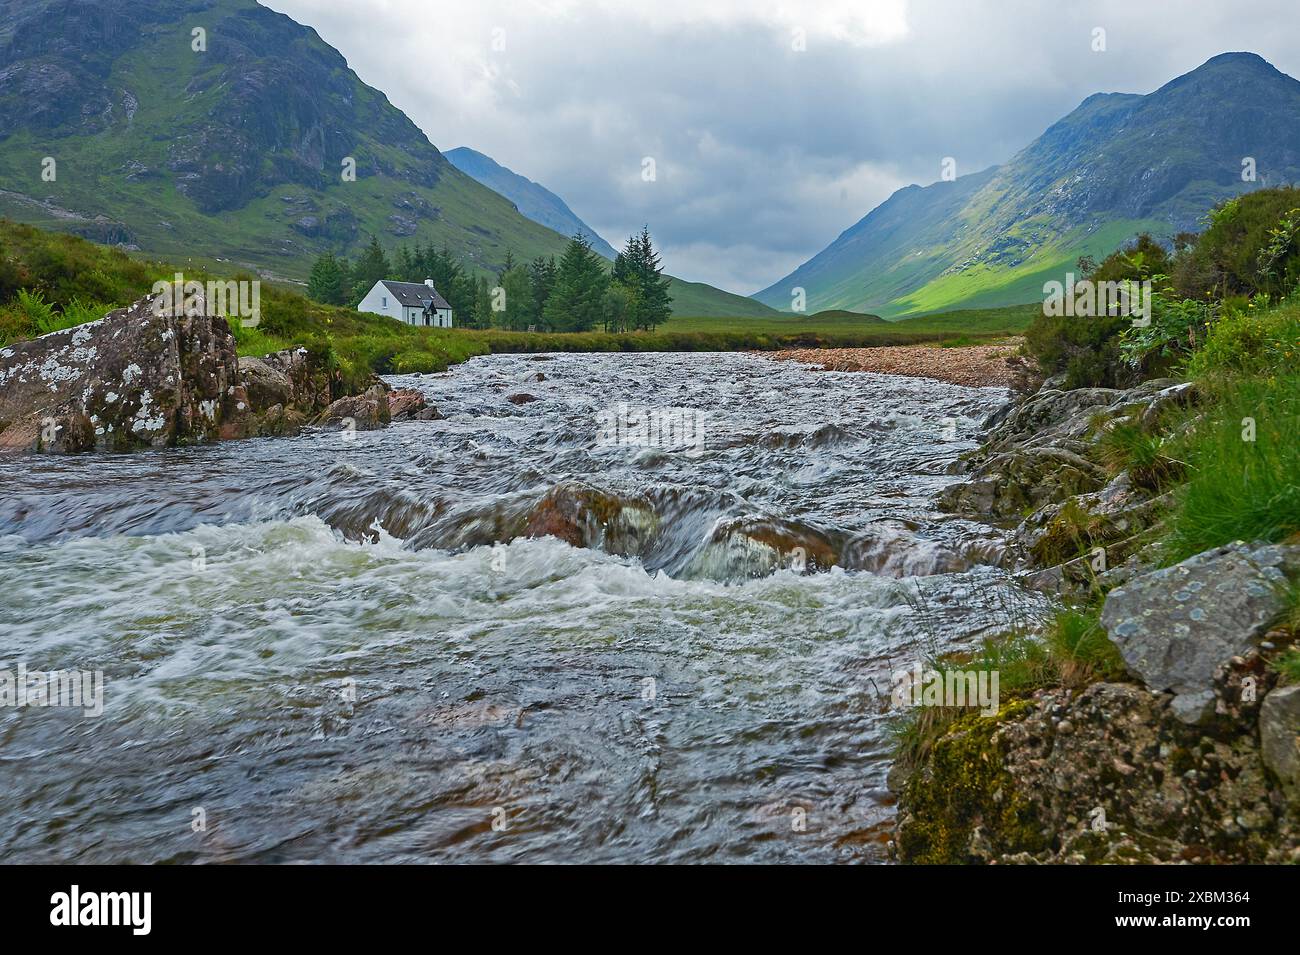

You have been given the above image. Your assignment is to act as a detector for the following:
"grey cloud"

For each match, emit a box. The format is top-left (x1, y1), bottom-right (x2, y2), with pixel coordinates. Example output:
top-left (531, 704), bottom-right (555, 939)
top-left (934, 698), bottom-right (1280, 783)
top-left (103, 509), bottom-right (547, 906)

top-left (269, 0), bottom-right (1300, 294)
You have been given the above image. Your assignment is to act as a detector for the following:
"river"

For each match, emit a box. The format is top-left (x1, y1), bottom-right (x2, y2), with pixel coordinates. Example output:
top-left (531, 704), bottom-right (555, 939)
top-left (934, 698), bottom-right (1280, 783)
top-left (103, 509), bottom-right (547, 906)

top-left (0, 351), bottom-right (1036, 863)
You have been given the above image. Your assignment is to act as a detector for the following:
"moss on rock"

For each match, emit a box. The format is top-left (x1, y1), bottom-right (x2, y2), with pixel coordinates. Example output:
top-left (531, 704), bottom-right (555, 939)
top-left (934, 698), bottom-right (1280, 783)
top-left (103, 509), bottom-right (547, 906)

top-left (896, 700), bottom-right (1046, 863)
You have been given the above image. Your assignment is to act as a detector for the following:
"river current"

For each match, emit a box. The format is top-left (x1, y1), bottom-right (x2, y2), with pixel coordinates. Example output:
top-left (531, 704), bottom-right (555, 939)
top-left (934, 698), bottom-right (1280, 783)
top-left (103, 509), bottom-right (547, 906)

top-left (0, 351), bottom-right (1038, 863)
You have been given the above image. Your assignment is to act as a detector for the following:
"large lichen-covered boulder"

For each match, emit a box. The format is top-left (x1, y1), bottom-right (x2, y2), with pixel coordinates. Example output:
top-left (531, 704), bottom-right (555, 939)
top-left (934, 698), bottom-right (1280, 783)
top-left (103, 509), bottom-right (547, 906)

top-left (1100, 542), bottom-right (1300, 723)
top-left (0, 287), bottom-right (243, 452)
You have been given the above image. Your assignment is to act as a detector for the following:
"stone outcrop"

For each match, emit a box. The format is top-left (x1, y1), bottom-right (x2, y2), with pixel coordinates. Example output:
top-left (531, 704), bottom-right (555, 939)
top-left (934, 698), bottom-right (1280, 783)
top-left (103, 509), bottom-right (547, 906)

top-left (894, 680), bottom-right (1299, 864)
top-left (1100, 542), bottom-right (1300, 723)
top-left (938, 446), bottom-right (1106, 520)
top-left (1012, 471), bottom-right (1167, 562)
top-left (388, 387), bottom-right (438, 421)
top-left (939, 378), bottom-right (1191, 528)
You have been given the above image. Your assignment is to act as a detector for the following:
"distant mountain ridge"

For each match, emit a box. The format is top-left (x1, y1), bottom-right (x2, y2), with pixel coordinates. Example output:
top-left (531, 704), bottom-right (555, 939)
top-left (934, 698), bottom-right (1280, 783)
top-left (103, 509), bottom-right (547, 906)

top-left (445, 147), bottom-right (618, 259)
top-left (755, 52), bottom-right (1300, 317)
top-left (0, 0), bottom-right (774, 317)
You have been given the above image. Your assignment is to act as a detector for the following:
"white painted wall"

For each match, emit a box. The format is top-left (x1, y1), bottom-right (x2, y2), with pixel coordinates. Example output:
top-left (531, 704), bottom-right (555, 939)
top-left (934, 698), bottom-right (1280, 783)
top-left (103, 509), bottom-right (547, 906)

top-left (357, 281), bottom-right (400, 321)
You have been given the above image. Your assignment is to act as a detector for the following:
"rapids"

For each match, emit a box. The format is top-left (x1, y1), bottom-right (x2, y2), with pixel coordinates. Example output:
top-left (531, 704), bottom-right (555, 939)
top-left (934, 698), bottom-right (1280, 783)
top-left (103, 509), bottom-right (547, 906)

top-left (0, 352), bottom-right (1043, 862)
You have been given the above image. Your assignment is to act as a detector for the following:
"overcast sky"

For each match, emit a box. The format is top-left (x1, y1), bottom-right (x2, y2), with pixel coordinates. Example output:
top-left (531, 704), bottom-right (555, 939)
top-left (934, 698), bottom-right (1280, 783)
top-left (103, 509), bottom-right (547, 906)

top-left (267, 0), bottom-right (1300, 295)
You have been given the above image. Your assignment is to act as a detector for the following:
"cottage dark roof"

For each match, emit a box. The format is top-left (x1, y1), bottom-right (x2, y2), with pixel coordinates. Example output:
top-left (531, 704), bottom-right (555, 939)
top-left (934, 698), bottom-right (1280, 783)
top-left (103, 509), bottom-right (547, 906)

top-left (379, 280), bottom-right (452, 311)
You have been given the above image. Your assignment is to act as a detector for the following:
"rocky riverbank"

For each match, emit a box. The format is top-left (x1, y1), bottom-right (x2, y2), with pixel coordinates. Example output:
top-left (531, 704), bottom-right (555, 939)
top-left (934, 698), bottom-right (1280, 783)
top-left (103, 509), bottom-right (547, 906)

top-left (0, 286), bottom-right (435, 453)
top-left (891, 372), bottom-right (1300, 864)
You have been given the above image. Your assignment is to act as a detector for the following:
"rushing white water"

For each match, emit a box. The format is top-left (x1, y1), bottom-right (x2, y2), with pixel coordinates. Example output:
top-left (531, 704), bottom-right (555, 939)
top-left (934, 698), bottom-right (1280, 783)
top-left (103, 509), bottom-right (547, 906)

top-left (0, 352), bottom-right (1038, 862)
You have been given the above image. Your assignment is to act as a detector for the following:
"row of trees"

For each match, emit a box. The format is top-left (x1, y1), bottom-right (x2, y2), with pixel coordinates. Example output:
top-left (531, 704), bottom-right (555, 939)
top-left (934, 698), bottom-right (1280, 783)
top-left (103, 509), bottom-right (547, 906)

top-left (306, 227), bottom-right (673, 333)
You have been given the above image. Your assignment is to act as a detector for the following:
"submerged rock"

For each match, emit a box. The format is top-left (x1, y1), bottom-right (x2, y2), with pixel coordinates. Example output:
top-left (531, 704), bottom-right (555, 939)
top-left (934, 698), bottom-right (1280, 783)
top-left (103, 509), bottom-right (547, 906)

top-left (841, 522), bottom-right (967, 576)
top-left (1099, 542), bottom-right (1300, 723)
top-left (690, 515), bottom-right (840, 578)
top-left (522, 481), bottom-right (658, 556)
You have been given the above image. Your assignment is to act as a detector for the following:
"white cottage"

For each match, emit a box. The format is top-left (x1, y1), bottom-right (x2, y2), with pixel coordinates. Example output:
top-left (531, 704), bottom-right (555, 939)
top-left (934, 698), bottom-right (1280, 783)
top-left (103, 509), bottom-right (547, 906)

top-left (358, 279), bottom-right (454, 327)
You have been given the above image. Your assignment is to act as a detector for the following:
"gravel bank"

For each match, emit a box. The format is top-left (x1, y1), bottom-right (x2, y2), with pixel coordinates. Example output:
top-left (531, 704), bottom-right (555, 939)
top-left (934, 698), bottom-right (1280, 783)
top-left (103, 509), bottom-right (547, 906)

top-left (761, 339), bottom-right (1026, 388)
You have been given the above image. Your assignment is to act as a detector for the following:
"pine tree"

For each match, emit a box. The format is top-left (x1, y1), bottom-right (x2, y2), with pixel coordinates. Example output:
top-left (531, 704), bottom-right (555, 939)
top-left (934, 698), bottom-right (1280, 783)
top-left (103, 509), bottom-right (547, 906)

top-left (349, 235), bottom-right (391, 305)
top-left (528, 256), bottom-right (557, 328)
top-left (307, 252), bottom-right (349, 306)
top-left (470, 274), bottom-right (494, 329)
top-left (631, 225), bottom-right (673, 330)
top-left (543, 234), bottom-right (609, 332)
top-left (499, 265), bottom-right (533, 330)
top-left (396, 245), bottom-right (417, 282)
top-left (498, 250), bottom-right (516, 284)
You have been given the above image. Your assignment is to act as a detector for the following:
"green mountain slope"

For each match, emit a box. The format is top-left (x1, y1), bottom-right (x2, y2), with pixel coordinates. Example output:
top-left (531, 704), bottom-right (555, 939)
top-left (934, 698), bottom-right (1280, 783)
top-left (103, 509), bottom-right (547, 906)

top-left (0, 0), bottom-right (772, 317)
top-left (755, 52), bottom-right (1300, 317)
top-left (445, 147), bottom-right (618, 259)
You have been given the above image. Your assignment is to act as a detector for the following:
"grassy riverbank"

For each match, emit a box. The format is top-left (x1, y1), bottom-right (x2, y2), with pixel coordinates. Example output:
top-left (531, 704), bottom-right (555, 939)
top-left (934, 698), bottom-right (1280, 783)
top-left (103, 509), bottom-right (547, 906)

top-left (890, 191), bottom-right (1300, 863)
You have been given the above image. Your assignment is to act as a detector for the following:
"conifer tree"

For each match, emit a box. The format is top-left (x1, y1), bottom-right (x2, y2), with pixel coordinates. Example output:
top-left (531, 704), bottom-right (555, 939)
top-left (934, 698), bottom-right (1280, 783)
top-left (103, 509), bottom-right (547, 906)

top-left (543, 235), bottom-right (609, 332)
top-left (307, 251), bottom-right (349, 306)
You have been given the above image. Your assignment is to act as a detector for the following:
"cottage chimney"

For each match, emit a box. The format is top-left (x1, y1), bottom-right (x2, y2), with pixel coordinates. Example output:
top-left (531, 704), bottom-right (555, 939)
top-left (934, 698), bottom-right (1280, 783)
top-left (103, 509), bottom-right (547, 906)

top-left (424, 278), bottom-right (436, 288)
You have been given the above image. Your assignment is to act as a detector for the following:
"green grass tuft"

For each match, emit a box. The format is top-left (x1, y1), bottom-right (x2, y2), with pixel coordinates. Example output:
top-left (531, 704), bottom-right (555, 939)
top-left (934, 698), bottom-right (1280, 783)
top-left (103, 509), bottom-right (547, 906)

top-left (1162, 372), bottom-right (1300, 564)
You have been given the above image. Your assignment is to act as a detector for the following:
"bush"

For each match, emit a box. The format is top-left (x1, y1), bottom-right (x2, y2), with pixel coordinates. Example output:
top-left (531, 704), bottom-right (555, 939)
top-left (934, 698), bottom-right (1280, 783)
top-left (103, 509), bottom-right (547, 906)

top-left (1117, 283), bottom-right (1213, 375)
top-left (1173, 187), bottom-right (1300, 299)
top-left (1024, 312), bottom-right (1132, 388)
top-left (1185, 300), bottom-right (1300, 379)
